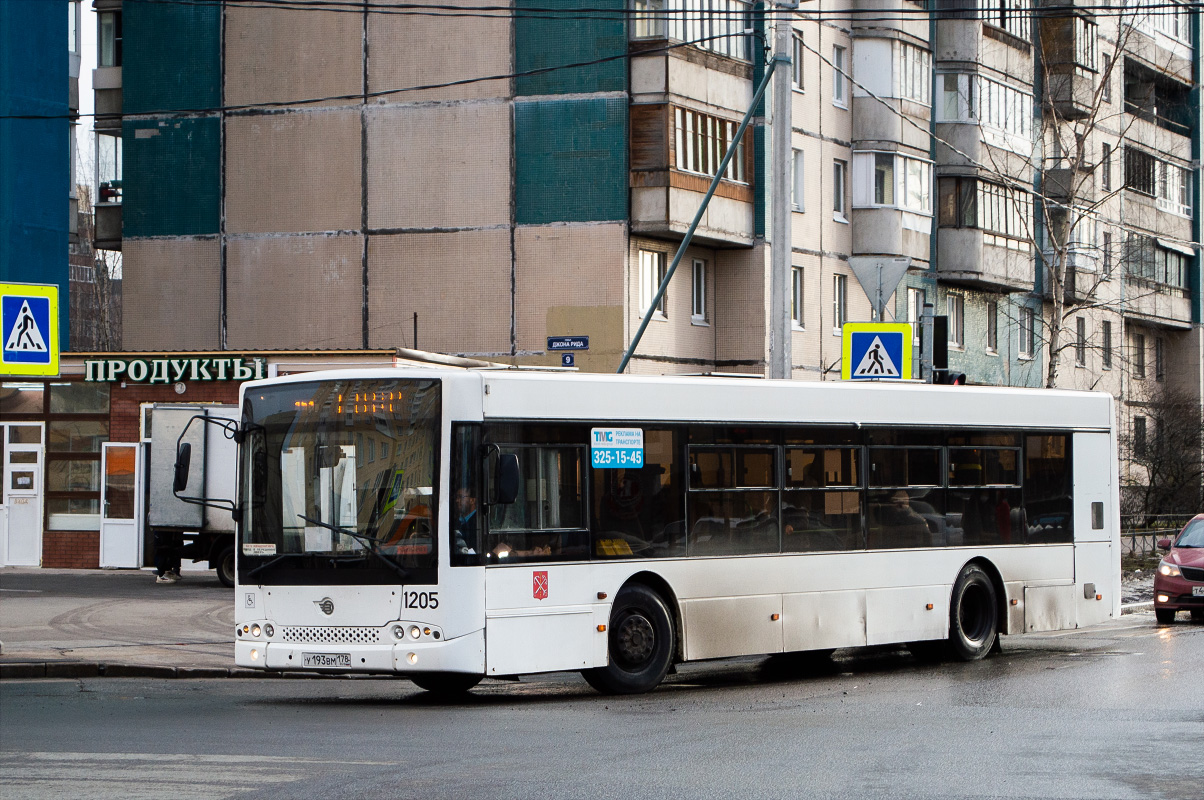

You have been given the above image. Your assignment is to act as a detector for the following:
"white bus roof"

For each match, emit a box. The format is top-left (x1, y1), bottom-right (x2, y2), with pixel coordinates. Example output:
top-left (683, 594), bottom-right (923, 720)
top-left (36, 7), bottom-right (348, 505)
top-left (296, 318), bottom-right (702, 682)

top-left (245, 369), bottom-right (1114, 432)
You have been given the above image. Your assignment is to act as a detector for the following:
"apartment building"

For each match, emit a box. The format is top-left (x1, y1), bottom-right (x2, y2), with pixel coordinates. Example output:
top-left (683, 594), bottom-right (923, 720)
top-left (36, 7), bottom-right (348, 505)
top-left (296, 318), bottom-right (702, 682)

top-left (0, 1), bottom-right (79, 345)
top-left (93, 1), bottom-right (1202, 509)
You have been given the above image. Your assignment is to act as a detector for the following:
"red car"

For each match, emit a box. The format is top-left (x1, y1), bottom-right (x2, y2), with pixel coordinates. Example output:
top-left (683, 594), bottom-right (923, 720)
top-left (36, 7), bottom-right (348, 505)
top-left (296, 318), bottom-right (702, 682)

top-left (1154, 514), bottom-right (1204, 624)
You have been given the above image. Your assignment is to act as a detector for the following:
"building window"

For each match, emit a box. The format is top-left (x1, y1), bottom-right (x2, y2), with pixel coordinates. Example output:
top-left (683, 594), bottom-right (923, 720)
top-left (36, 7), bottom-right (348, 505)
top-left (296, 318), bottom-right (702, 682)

top-left (1102, 320), bottom-right (1112, 368)
top-left (1154, 337), bottom-right (1165, 381)
top-left (938, 177), bottom-right (1032, 250)
top-left (1133, 416), bottom-right (1147, 458)
top-left (691, 259), bottom-right (707, 323)
top-left (896, 42), bottom-right (932, 105)
top-left (1075, 317), bottom-right (1086, 366)
top-left (631, 0), bottom-right (752, 61)
top-left (986, 300), bottom-right (998, 353)
top-left (98, 11), bottom-right (122, 68)
top-left (947, 294), bottom-right (965, 349)
top-left (1123, 234), bottom-right (1191, 288)
top-left (1124, 147), bottom-right (1156, 196)
top-left (1101, 143), bottom-right (1111, 192)
top-left (1102, 231), bottom-right (1113, 278)
top-left (1073, 16), bottom-right (1097, 71)
top-left (1132, 332), bottom-right (1145, 378)
top-left (792, 33), bottom-right (805, 90)
top-left (853, 152), bottom-right (932, 213)
top-left (791, 267), bottom-right (804, 329)
top-left (832, 45), bottom-right (847, 107)
top-left (908, 287), bottom-right (926, 344)
top-left (1101, 54), bottom-right (1112, 102)
top-left (1019, 307), bottom-right (1036, 358)
top-left (792, 149), bottom-right (804, 211)
top-left (639, 249), bottom-right (667, 317)
top-left (674, 108), bottom-right (748, 183)
top-left (833, 159), bottom-right (847, 220)
top-left (982, 0), bottom-right (1031, 41)
top-left (832, 274), bottom-right (847, 334)
top-left (936, 73), bottom-right (1033, 154)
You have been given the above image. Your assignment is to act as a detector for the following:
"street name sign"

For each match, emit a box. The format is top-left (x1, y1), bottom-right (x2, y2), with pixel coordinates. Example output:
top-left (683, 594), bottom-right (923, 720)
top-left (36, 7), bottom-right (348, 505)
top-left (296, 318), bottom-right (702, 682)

top-left (840, 322), bottom-right (912, 381)
top-left (1, 282), bottom-right (59, 377)
top-left (547, 336), bottom-right (589, 351)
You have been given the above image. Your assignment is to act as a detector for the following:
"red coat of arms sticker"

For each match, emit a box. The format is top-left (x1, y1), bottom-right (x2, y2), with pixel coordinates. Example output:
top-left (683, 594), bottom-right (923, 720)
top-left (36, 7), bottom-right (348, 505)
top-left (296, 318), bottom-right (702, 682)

top-left (533, 570), bottom-right (549, 600)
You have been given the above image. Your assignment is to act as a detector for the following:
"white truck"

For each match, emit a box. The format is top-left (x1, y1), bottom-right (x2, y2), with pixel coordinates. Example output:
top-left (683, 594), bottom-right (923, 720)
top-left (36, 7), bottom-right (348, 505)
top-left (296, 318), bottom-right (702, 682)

top-left (147, 404), bottom-right (240, 586)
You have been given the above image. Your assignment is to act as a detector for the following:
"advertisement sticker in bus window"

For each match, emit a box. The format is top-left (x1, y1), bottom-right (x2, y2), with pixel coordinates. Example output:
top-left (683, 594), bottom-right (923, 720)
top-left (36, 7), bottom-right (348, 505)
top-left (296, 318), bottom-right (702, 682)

top-left (533, 570), bottom-right (549, 600)
top-left (591, 428), bottom-right (644, 469)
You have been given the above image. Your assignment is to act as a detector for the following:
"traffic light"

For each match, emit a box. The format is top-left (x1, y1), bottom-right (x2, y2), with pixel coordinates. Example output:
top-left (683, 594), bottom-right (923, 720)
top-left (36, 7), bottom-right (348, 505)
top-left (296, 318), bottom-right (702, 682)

top-left (934, 370), bottom-right (967, 385)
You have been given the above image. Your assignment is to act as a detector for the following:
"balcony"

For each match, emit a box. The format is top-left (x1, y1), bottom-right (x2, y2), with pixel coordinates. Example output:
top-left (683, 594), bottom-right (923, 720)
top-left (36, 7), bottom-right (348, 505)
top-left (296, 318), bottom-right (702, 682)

top-left (1124, 58), bottom-right (1193, 139)
top-left (629, 103), bottom-right (755, 247)
top-left (94, 181), bottom-right (122, 251)
top-left (1123, 277), bottom-right (1193, 329)
top-left (1039, 15), bottom-right (1097, 120)
top-left (1043, 166), bottom-right (1094, 206)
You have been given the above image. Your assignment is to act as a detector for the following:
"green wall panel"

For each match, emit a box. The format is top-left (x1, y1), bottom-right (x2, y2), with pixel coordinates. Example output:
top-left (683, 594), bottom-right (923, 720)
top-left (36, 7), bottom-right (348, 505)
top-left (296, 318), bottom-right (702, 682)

top-left (123, 118), bottom-right (220, 237)
top-left (515, 0), bottom-right (626, 96)
top-left (515, 98), bottom-right (628, 224)
top-left (123, 0), bottom-right (220, 114)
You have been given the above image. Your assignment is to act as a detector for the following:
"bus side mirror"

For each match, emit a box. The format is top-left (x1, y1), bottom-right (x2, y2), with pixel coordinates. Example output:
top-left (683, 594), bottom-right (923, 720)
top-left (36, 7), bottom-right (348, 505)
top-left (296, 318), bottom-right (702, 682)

top-left (494, 453), bottom-right (520, 505)
top-left (173, 443), bottom-right (192, 495)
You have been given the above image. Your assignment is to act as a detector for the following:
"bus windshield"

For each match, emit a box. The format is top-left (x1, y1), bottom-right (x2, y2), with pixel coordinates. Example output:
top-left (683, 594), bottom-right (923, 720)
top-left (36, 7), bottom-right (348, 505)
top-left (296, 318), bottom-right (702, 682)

top-left (239, 378), bottom-right (441, 584)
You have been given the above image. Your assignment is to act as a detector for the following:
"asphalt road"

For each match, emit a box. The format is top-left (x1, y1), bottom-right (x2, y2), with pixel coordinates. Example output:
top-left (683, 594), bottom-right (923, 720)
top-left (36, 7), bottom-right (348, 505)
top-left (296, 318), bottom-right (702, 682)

top-left (2, 616), bottom-right (1201, 800)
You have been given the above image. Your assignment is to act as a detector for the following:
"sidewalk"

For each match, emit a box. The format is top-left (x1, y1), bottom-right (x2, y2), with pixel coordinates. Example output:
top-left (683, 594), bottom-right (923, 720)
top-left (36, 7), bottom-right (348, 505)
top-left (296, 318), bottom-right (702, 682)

top-left (1, 566), bottom-right (1158, 680)
top-left (0, 567), bottom-right (251, 679)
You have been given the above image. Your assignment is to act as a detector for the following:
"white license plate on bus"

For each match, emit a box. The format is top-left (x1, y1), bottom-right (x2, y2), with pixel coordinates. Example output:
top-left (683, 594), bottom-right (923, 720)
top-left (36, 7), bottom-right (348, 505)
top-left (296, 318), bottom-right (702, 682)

top-left (1192, 586), bottom-right (1204, 597)
top-left (302, 652), bottom-right (351, 668)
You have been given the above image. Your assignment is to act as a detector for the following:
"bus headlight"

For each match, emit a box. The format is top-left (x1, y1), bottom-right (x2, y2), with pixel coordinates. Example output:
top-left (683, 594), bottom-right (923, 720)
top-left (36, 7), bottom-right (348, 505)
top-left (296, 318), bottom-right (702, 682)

top-left (392, 625), bottom-right (405, 640)
top-left (263, 624), bottom-right (274, 638)
top-left (251, 624), bottom-right (262, 637)
top-left (409, 625), bottom-right (421, 639)
top-left (250, 649), bottom-right (260, 661)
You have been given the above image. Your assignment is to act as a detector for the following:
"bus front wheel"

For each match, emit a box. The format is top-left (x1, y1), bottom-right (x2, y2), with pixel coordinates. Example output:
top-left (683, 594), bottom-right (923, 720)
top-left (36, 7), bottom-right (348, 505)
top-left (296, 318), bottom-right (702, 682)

top-left (409, 672), bottom-right (483, 695)
top-left (583, 584), bottom-right (675, 695)
top-left (948, 564), bottom-right (999, 661)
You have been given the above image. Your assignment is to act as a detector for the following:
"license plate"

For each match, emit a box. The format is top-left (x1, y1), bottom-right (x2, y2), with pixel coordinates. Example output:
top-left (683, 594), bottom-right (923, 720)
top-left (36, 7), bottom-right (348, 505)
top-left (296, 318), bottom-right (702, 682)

top-left (1193, 586), bottom-right (1204, 597)
top-left (302, 652), bottom-right (351, 668)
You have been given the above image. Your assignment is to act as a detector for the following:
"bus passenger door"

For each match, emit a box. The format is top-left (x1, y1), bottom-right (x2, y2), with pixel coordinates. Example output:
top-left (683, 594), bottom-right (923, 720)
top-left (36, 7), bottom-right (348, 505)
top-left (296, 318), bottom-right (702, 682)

top-left (1072, 432), bottom-right (1117, 626)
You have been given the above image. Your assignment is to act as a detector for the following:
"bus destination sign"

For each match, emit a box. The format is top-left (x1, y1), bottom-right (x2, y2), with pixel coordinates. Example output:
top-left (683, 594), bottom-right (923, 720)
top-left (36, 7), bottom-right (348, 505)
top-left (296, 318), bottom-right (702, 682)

top-left (591, 428), bottom-right (643, 469)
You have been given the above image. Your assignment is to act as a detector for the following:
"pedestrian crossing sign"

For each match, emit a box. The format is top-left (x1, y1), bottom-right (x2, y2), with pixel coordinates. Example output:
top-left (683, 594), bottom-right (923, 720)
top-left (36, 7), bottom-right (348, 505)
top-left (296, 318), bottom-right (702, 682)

top-left (840, 322), bottom-right (912, 381)
top-left (1, 283), bottom-right (59, 377)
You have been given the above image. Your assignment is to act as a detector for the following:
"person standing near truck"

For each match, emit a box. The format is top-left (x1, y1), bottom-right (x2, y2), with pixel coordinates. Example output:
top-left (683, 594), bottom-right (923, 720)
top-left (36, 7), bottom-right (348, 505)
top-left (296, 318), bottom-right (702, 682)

top-left (154, 530), bottom-right (182, 583)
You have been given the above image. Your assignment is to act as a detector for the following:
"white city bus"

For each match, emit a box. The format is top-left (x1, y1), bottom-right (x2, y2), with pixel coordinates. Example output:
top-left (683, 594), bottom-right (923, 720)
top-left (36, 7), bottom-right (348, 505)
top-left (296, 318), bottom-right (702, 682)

top-left (226, 369), bottom-right (1119, 694)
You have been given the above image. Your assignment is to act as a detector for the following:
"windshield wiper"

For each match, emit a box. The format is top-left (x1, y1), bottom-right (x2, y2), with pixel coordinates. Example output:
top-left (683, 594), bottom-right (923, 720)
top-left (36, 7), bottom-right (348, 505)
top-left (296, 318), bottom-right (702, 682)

top-left (297, 514), bottom-right (409, 580)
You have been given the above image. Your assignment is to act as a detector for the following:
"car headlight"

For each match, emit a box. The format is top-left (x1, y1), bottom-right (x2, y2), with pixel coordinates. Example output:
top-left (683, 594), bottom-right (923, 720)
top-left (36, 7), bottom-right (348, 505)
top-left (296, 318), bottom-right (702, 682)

top-left (1158, 560), bottom-right (1181, 578)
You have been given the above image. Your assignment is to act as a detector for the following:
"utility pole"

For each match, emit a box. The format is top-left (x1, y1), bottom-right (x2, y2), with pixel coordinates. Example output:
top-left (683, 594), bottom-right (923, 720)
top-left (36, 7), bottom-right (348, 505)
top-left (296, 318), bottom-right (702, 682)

top-left (768, 1), bottom-right (797, 380)
top-left (920, 301), bottom-right (934, 383)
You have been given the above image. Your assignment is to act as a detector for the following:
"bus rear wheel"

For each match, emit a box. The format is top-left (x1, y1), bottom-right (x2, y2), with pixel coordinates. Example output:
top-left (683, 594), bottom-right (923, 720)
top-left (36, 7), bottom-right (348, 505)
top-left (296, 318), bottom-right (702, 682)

top-left (409, 672), bottom-right (483, 695)
top-left (948, 564), bottom-right (999, 661)
top-left (582, 584), bottom-right (675, 695)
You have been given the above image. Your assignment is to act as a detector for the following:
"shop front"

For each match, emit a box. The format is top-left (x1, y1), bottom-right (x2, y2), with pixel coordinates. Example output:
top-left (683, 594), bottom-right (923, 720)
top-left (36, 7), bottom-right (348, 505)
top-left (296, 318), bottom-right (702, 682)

top-left (0, 350), bottom-right (404, 569)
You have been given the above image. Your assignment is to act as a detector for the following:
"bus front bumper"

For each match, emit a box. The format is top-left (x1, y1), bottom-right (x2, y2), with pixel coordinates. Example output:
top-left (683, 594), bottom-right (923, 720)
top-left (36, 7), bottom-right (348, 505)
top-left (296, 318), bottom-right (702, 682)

top-left (234, 628), bottom-right (485, 675)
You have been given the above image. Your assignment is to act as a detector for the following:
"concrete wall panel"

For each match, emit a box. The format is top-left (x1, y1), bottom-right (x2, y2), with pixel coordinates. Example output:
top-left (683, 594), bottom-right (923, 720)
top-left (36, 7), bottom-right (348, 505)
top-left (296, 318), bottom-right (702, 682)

top-left (226, 234), bottom-right (364, 348)
top-left (226, 8), bottom-right (362, 108)
top-left (122, 238), bottom-right (221, 350)
top-left (367, 105), bottom-right (510, 230)
top-left (226, 111), bottom-right (362, 234)
top-left (516, 224), bottom-right (627, 370)
top-left (369, 6), bottom-right (510, 102)
top-left (367, 230), bottom-right (512, 354)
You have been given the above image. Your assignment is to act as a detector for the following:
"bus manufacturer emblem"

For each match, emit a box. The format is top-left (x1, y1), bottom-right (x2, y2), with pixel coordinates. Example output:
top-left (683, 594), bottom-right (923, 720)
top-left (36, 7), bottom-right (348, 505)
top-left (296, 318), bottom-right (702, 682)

top-left (533, 571), bottom-right (549, 600)
top-left (314, 597), bottom-right (335, 615)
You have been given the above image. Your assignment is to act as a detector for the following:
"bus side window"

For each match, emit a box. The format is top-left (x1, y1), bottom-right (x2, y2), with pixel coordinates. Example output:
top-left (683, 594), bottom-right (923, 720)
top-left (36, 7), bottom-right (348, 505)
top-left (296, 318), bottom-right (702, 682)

top-left (592, 429), bottom-right (685, 559)
top-left (1023, 434), bottom-right (1072, 543)
top-left (450, 424), bottom-right (482, 566)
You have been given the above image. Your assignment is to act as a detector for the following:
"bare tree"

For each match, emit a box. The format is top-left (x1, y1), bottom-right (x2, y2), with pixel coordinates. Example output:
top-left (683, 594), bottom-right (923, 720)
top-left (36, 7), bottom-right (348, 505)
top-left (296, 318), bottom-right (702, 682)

top-left (72, 183), bottom-right (122, 351)
top-left (1119, 382), bottom-right (1204, 523)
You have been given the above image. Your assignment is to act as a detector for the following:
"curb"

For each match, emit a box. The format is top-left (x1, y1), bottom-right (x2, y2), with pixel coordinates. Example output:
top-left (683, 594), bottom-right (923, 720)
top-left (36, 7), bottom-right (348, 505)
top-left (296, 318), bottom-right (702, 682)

top-left (0, 662), bottom-right (345, 680)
